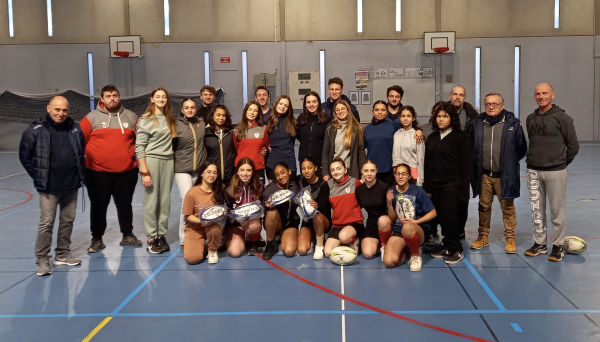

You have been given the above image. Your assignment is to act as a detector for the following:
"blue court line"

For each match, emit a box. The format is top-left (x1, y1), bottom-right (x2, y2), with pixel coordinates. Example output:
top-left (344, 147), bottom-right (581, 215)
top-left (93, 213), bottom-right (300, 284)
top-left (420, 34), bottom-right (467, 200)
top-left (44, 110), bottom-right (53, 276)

top-left (0, 203), bottom-right (37, 219)
top-left (463, 258), bottom-right (507, 311)
top-left (515, 198), bottom-right (526, 204)
top-left (511, 323), bottom-right (523, 332)
top-left (110, 247), bottom-right (181, 315)
top-left (4, 309), bottom-right (600, 318)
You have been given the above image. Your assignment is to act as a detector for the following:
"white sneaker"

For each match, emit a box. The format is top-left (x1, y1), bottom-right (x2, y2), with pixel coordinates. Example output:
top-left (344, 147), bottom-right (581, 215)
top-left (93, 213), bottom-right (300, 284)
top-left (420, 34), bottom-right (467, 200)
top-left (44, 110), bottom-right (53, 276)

top-left (380, 246), bottom-right (385, 262)
top-left (348, 239), bottom-right (359, 254)
top-left (409, 255), bottom-right (422, 272)
top-left (313, 245), bottom-right (324, 260)
top-left (208, 251), bottom-right (219, 264)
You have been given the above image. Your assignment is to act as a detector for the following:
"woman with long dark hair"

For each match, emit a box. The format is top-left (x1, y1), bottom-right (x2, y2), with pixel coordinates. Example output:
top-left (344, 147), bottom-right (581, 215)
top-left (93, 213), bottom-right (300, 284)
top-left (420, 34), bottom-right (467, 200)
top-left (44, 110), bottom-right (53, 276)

top-left (225, 158), bottom-right (263, 257)
top-left (296, 91), bottom-right (332, 178)
top-left (182, 161), bottom-right (226, 264)
top-left (205, 104), bottom-right (237, 185)
top-left (233, 101), bottom-right (270, 176)
top-left (266, 95), bottom-right (298, 183)
top-left (322, 100), bottom-right (366, 180)
top-left (136, 87), bottom-right (178, 254)
top-left (424, 102), bottom-right (472, 264)
top-left (392, 105), bottom-right (424, 186)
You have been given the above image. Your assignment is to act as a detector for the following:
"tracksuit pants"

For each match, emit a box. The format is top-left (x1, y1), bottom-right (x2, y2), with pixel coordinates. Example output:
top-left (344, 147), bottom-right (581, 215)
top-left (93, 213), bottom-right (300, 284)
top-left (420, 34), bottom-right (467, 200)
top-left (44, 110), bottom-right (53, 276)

top-left (526, 168), bottom-right (568, 246)
top-left (143, 157), bottom-right (174, 238)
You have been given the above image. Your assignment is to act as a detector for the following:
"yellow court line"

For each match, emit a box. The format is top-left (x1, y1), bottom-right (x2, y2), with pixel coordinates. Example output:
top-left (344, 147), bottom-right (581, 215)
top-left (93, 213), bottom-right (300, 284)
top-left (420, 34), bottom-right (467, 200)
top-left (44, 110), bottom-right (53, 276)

top-left (81, 316), bottom-right (113, 342)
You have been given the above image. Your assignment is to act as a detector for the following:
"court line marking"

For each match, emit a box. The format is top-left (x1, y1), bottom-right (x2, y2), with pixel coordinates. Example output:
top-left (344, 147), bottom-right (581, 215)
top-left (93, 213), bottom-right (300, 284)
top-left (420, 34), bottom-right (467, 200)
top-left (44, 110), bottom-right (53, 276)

top-left (81, 317), bottom-right (113, 342)
top-left (258, 254), bottom-right (494, 342)
top-left (463, 259), bottom-right (507, 311)
top-left (0, 172), bottom-right (26, 181)
top-left (0, 188), bottom-right (34, 211)
top-left (341, 265), bottom-right (346, 342)
top-left (510, 323), bottom-right (523, 332)
top-left (0, 203), bottom-right (37, 219)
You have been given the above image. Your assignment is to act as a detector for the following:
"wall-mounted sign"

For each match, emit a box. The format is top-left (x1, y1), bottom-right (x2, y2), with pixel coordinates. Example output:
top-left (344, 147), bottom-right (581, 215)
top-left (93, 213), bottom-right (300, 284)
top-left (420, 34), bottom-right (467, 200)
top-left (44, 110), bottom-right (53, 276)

top-left (220, 57), bottom-right (231, 63)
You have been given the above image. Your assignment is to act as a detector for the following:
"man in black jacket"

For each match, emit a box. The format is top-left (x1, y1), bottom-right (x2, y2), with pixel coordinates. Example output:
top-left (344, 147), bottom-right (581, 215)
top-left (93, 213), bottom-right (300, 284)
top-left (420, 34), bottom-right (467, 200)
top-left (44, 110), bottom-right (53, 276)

top-left (470, 93), bottom-right (527, 254)
top-left (524, 83), bottom-right (579, 262)
top-left (321, 77), bottom-right (360, 122)
top-left (19, 97), bottom-right (86, 276)
top-left (197, 85), bottom-right (216, 122)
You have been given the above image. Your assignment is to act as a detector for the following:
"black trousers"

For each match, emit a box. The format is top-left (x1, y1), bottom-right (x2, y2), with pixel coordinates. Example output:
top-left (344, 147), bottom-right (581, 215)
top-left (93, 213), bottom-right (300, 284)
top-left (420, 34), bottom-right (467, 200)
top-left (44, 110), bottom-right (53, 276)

top-left (458, 200), bottom-right (469, 236)
top-left (429, 183), bottom-right (463, 252)
top-left (86, 167), bottom-right (138, 239)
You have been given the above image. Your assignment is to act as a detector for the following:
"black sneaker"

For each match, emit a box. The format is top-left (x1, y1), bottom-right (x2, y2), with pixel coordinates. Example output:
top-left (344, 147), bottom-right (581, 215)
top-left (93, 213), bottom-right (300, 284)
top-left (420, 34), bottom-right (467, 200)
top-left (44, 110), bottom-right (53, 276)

top-left (120, 234), bottom-right (143, 247)
top-left (524, 243), bottom-right (548, 257)
top-left (431, 247), bottom-right (449, 258)
top-left (548, 245), bottom-right (564, 262)
top-left (248, 241), bottom-right (259, 256)
top-left (147, 239), bottom-right (163, 254)
top-left (88, 239), bottom-right (106, 253)
top-left (156, 236), bottom-right (170, 252)
top-left (262, 241), bottom-right (275, 260)
top-left (445, 250), bottom-right (464, 264)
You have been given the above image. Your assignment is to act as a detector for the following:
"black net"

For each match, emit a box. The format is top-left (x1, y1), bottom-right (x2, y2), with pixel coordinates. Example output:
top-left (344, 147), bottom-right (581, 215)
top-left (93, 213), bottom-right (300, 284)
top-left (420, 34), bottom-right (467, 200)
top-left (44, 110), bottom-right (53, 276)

top-left (0, 88), bottom-right (225, 127)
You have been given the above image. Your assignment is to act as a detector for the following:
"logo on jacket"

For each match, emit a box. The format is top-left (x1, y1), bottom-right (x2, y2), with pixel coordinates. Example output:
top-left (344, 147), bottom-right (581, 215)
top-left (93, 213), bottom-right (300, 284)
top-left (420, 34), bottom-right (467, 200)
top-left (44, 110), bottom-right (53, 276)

top-left (254, 132), bottom-right (260, 138)
top-left (101, 122), bottom-right (109, 128)
top-left (345, 186), bottom-right (350, 194)
top-left (33, 125), bottom-right (42, 130)
top-left (529, 123), bottom-right (546, 135)
top-left (123, 122), bottom-right (129, 128)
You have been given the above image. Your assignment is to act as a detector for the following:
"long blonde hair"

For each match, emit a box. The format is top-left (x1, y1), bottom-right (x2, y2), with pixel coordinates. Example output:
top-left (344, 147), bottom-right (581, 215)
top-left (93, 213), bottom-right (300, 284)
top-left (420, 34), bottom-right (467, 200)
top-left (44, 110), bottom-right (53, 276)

top-left (141, 87), bottom-right (177, 138)
top-left (330, 100), bottom-right (364, 149)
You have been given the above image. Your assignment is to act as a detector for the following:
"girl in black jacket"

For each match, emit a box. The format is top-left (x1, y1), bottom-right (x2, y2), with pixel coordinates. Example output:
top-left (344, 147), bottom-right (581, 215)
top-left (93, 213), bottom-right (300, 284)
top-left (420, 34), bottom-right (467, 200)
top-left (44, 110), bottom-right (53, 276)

top-left (296, 91), bottom-right (332, 178)
top-left (424, 102), bottom-right (472, 264)
top-left (205, 104), bottom-right (237, 186)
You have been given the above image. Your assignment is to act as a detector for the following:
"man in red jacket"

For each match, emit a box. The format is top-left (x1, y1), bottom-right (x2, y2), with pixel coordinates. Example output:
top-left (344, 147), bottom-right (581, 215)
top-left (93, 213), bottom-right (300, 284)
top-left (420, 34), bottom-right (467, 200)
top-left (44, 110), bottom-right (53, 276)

top-left (80, 85), bottom-right (143, 252)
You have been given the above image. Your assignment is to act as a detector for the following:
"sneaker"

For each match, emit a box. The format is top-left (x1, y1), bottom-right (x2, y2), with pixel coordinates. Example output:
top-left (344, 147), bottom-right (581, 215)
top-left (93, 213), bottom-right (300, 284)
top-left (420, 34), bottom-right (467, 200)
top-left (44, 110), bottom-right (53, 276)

top-left (348, 239), bottom-right (359, 255)
top-left (470, 235), bottom-right (489, 250)
top-left (445, 250), bottom-right (464, 264)
top-left (147, 239), bottom-right (163, 254)
top-left (36, 260), bottom-right (52, 276)
top-left (524, 243), bottom-right (548, 257)
top-left (120, 234), bottom-right (143, 247)
top-left (431, 247), bottom-right (449, 258)
top-left (87, 239), bottom-right (106, 253)
top-left (380, 245), bottom-right (385, 262)
top-left (262, 241), bottom-right (275, 260)
top-left (54, 255), bottom-right (81, 266)
top-left (427, 235), bottom-right (435, 246)
top-left (156, 236), bottom-right (170, 252)
top-left (208, 251), bottom-right (219, 264)
top-left (248, 241), bottom-right (259, 256)
top-left (548, 245), bottom-right (564, 262)
top-left (505, 237), bottom-right (517, 254)
top-left (313, 245), bottom-right (324, 260)
top-left (180, 244), bottom-right (184, 250)
top-left (409, 255), bottom-right (423, 271)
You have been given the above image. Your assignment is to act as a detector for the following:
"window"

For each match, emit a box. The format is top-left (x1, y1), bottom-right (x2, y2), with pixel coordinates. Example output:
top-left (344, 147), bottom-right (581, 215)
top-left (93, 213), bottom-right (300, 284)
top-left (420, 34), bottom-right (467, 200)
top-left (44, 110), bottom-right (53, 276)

top-left (396, 0), bottom-right (401, 32)
top-left (475, 47), bottom-right (481, 111)
top-left (87, 53), bottom-right (95, 111)
top-left (320, 50), bottom-right (326, 98)
top-left (164, 0), bottom-right (170, 35)
top-left (7, 0), bottom-right (14, 37)
top-left (514, 46), bottom-right (521, 118)
top-left (47, 0), bottom-right (53, 37)
top-left (554, 0), bottom-right (560, 28)
top-left (242, 51), bottom-right (248, 104)
top-left (357, 0), bottom-right (362, 33)
top-left (204, 51), bottom-right (210, 85)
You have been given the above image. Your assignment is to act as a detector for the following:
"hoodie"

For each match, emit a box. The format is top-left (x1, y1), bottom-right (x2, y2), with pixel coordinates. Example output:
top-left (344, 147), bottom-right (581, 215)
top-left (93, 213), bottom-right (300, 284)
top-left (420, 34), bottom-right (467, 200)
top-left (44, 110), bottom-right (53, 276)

top-left (392, 127), bottom-right (424, 186)
top-left (80, 103), bottom-right (139, 172)
top-left (525, 104), bottom-right (579, 171)
top-left (322, 94), bottom-right (361, 122)
top-left (327, 175), bottom-right (364, 228)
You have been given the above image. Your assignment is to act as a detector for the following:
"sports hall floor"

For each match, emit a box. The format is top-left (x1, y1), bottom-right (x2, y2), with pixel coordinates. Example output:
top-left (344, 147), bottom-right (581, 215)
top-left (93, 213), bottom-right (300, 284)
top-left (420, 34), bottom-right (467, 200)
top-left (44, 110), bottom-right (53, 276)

top-left (1, 146), bottom-right (600, 342)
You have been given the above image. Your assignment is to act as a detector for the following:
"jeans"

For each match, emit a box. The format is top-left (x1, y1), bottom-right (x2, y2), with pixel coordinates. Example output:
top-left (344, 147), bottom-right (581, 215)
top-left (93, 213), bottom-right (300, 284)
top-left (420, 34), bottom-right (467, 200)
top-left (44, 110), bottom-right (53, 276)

top-left (35, 191), bottom-right (78, 261)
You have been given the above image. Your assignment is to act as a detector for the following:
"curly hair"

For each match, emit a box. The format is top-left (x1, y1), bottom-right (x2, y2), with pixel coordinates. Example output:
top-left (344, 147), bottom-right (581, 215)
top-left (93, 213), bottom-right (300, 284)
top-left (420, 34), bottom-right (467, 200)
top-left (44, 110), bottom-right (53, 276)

top-left (194, 160), bottom-right (225, 205)
top-left (207, 104), bottom-right (234, 132)
top-left (431, 102), bottom-right (461, 132)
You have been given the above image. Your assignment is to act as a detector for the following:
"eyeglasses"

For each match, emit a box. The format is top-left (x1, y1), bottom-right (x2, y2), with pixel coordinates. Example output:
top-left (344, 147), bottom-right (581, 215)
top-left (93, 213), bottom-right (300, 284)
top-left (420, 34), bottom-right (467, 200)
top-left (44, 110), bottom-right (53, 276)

top-left (484, 103), bottom-right (502, 108)
top-left (203, 171), bottom-right (218, 176)
top-left (394, 172), bottom-right (409, 178)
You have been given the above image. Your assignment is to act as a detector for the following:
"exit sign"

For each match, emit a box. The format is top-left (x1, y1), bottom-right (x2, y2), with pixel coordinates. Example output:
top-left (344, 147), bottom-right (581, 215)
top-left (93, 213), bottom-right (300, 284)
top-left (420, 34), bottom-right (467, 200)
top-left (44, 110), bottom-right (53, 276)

top-left (220, 57), bottom-right (230, 63)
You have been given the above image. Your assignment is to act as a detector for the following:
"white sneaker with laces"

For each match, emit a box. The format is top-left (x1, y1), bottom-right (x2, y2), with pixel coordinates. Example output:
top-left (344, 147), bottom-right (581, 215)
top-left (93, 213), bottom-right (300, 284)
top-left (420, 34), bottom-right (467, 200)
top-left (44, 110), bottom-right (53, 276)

top-left (208, 251), bottom-right (219, 264)
top-left (409, 255), bottom-right (422, 272)
top-left (313, 245), bottom-right (324, 260)
top-left (380, 246), bottom-right (385, 262)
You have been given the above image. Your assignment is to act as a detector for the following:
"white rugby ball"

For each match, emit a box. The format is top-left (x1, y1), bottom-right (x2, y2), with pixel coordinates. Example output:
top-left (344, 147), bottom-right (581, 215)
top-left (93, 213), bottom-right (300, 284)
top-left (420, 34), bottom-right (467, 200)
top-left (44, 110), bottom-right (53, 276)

top-left (232, 202), bottom-right (263, 223)
top-left (330, 246), bottom-right (357, 266)
top-left (199, 205), bottom-right (228, 223)
top-left (269, 189), bottom-right (295, 206)
top-left (563, 236), bottom-right (587, 254)
top-left (296, 188), bottom-right (317, 220)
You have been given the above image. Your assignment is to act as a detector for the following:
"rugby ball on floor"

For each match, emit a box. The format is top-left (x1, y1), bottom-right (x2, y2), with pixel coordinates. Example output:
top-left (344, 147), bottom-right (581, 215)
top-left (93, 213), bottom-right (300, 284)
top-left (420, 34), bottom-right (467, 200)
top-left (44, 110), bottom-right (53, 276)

top-left (232, 202), bottom-right (264, 223)
top-left (269, 189), bottom-right (295, 206)
top-left (297, 188), bottom-right (317, 220)
top-left (563, 236), bottom-right (587, 254)
top-left (330, 246), bottom-right (357, 266)
top-left (199, 205), bottom-right (228, 224)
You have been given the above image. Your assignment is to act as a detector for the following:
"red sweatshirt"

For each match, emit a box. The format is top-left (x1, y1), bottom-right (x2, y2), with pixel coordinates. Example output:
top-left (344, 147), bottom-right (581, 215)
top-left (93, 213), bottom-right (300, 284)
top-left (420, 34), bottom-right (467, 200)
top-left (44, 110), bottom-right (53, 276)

top-left (80, 103), bottom-right (139, 173)
top-left (328, 175), bottom-right (364, 228)
top-left (232, 123), bottom-right (270, 170)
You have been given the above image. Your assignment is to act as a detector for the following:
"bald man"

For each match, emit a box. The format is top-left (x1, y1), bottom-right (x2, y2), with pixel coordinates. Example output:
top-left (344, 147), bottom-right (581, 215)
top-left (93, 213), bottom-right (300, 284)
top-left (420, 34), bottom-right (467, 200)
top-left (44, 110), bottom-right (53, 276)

top-left (524, 83), bottom-right (579, 262)
top-left (19, 96), bottom-right (86, 276)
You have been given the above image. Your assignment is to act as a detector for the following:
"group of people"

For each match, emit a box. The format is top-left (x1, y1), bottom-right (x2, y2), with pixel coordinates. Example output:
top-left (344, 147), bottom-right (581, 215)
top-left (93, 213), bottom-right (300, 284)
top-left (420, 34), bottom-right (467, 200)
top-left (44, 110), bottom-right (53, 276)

top-left (19, 78), bottom-right (579, 277)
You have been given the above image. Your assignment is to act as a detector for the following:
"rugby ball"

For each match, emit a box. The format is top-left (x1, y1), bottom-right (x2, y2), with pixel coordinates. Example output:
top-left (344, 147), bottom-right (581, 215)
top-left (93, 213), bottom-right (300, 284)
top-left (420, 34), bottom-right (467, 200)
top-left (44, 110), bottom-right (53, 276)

top-left (199, 205), bottom-right (228, 224)
top-left (563, 236), bottom-right (587, 254)
top-left (330, 246), bottom-right (357, 266)
top-left (269, 189), bottom-right (295, 206)
top-left (297, 188), bottom-right (317, 220)
top-left (232, 202), bottom-right (264, 223)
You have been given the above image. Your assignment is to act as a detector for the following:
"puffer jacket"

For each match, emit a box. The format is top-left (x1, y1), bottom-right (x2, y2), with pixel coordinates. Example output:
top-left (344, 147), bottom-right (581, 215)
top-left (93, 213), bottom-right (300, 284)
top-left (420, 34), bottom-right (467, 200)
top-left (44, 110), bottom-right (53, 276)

top-left (173, 115), bottom-right (207, 173)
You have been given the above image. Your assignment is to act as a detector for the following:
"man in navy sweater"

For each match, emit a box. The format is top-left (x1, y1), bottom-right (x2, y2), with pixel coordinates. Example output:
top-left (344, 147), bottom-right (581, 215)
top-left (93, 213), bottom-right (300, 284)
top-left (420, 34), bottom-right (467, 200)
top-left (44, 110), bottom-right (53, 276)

top-left (321, 77), bottom-right (360, 122)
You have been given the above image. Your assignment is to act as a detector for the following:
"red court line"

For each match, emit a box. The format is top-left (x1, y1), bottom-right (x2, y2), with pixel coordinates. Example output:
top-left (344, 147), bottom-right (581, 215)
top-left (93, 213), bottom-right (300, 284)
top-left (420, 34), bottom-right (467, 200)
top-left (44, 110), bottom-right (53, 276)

top-left (258, 254), bottom-right (494, 342)
top-left (0, 188), bottom-right (34, 212)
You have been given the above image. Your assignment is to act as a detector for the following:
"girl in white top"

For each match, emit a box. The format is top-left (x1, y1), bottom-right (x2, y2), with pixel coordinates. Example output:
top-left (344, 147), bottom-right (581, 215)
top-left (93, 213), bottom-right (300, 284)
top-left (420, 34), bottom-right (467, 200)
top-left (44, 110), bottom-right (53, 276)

top-left (392, 106), bottom-right (424, 186)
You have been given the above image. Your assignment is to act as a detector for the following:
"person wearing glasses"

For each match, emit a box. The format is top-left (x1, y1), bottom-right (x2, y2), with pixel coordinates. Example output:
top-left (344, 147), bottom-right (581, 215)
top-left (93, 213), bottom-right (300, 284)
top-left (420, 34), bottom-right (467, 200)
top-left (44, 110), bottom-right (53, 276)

top-left (470, 94), bottom-right (527, 254)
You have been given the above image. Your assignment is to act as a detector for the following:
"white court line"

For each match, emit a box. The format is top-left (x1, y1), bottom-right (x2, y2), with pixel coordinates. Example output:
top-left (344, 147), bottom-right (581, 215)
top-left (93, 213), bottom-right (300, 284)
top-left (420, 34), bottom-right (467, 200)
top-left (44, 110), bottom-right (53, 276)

top-left (0, 152), bottom-right (18, 153)
top-left (341, 265), bottom-right (346, 342)
top-left (0, 172), bottom-right (26, 180)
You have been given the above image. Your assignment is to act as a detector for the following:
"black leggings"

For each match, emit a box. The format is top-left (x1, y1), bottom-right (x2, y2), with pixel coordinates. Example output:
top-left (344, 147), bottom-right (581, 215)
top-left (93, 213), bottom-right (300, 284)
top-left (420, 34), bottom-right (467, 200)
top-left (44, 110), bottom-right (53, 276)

top-left (429, 184), bottom-right (463, 252)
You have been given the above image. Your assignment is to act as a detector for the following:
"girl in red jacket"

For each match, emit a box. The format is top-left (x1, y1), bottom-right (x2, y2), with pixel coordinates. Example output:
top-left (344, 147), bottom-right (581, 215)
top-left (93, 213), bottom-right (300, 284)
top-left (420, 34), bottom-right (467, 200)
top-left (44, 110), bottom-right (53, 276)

top-left (324, 158), bottom-right (365, 258)
top-left (233, 101), bottom-right (270, 177)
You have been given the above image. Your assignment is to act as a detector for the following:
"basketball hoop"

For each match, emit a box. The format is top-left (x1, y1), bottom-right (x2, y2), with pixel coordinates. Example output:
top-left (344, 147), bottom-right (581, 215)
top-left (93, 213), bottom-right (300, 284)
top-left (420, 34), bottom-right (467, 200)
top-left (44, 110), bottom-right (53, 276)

top-left (113, 51), bottom-right (130, 58)
top-left (433, 47), bottom-right (449, 54)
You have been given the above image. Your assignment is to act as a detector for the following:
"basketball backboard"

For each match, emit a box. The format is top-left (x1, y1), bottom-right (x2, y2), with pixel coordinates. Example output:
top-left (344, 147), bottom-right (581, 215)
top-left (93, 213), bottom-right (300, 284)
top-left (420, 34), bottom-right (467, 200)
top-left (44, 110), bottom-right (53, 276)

top-left (424, 32), bottom-right (456, 54)
top-left (109, 35), bottom-right (142, 58)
